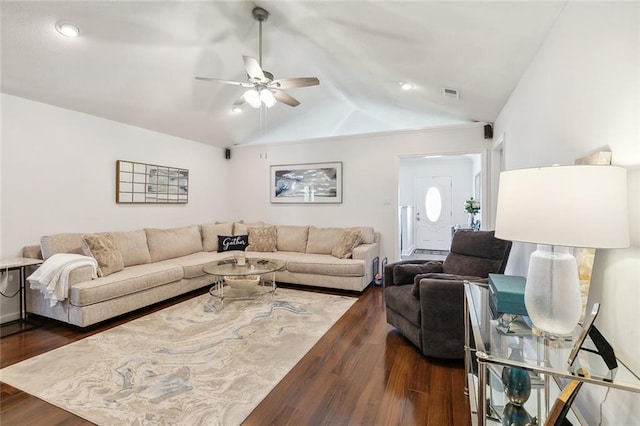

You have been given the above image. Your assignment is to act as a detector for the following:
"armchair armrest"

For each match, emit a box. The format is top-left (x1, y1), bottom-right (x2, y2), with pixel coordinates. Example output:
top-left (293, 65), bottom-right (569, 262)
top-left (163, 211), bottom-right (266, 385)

top-left (383, 260), bottom-right (444, 288)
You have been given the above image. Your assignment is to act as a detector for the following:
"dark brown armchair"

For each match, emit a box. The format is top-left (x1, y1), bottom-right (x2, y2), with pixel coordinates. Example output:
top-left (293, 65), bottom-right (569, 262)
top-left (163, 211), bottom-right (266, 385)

top-left (384, 230), bottom-right (512, 359)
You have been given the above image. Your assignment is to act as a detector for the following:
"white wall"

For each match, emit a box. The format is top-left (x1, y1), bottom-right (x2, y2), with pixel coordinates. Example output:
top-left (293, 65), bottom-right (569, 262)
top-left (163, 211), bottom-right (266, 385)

top-left (0, 94), bottom-right (228, 321)
top-left (493, 2), bottom-right (639, 423)
top-left (226, 124), bottom-right (489, 263)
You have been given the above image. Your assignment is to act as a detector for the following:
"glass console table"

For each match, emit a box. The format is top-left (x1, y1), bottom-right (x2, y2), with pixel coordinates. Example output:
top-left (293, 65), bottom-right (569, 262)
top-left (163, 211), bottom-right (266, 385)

top-left (464, 281), bottom-right (640, 425)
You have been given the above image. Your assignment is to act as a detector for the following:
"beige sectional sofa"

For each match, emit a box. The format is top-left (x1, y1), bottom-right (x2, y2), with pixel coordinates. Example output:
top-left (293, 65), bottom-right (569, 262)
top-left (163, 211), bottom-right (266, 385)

top-left (24, 222), bottom-right (380, 328)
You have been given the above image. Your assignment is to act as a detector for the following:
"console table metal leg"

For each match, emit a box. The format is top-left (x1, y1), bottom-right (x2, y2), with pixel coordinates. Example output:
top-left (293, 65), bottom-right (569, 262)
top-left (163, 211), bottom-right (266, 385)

top-left (464, 291), bottom-right (470, 396)
top-left (477, 353), bottom-right (488, 426)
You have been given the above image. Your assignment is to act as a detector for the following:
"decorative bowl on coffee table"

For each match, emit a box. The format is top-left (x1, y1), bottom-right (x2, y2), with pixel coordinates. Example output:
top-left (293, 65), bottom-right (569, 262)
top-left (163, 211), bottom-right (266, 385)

top-left (224, 275), bottom-right (260, 290)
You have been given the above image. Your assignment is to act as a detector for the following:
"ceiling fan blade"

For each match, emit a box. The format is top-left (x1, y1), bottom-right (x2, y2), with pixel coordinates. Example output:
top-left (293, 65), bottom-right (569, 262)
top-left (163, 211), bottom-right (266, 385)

top-left (272, 90), bottom-right (300, 107)
top-left (195, 76), bottom-right (253, 88)
top-left (243, 56), bottom-right (266, 81)
top-left (270, 77), bottom-right (320, 90)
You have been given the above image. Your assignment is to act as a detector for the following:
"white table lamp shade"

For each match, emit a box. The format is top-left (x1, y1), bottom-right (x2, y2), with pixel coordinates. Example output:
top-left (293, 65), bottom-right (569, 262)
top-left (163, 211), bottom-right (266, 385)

top-left (495, 165), bottom-right (629, 336)
top-left (495, 165), bottom-right (629, 249)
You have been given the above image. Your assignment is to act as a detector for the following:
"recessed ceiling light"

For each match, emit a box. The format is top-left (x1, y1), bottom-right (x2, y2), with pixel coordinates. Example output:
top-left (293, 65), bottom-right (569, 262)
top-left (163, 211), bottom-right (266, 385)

top-left (399, 81), bottom-right (414, 91)
top-left (56, 22), bottom-right (80, 38)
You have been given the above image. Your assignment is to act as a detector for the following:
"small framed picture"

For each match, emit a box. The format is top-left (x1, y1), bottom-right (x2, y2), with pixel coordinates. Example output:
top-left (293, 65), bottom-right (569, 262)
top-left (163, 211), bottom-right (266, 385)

top-left (567, 303), bottom-right (600, 366)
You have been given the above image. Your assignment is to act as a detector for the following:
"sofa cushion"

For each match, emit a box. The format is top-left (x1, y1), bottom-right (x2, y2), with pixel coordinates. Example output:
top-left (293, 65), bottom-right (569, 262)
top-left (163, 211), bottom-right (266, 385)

top-left (233, 221), bottom-right (264, 236)
top-left (201, 222), bottom-right (234, 252)
top-left (286, 254), bottom-right (364, 277)
top-left (40, 233), bottom-right (85, 259)
top-left (247, 226), bottom-right (277, 252)
top-left (145, 226), bottom-right (203, 262)
top-left (276, 225), bottom-right (309, 252)
top-left (331, 229), bottom-right (362, 259)
top-left (306, 227), bottom-right (345, 255)
top-left (69, 263), bottom-right (184, 306)
top-left (111, 230), bottom-right (151, 267)
top-left (393, 262), bottom-right (443, 285)
top-left (82, 233), bottom-right (124, 277)
top-left (158, 251), bottom-right (229, 279)
top-left (411, 272), bottom-right (483, 298)
top-left (217, 235), bottom-right (248, 252)
top-left (349, 226), bottom-right (375, 244)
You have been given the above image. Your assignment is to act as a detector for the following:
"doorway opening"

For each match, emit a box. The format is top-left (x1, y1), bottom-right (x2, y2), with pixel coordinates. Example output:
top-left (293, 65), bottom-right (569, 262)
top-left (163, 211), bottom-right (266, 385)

top-left (398, 153), bottom-right (482, 261)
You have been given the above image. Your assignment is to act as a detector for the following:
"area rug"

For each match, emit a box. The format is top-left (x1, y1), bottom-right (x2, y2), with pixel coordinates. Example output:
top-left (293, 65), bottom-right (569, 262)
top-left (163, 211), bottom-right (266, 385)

top-left (0, 288), bottom-right (356, 425)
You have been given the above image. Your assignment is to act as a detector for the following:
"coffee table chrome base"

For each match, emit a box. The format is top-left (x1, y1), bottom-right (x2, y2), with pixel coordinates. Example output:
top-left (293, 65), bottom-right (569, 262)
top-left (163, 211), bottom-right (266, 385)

top-left (206, 275), bottom-right (276, 312)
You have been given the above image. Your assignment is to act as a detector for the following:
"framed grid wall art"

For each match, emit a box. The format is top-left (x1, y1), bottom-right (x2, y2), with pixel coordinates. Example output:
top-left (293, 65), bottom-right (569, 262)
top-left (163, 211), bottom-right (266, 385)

top-left (116, 160), bottom-right (189, 204)
top-left (270, 162), bottom-right (342, 204)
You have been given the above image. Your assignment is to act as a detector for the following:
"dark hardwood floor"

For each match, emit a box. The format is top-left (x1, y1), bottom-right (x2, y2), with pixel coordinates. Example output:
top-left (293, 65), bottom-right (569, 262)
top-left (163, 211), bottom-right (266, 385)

top-left (0, 285), bottom-right (471, 425)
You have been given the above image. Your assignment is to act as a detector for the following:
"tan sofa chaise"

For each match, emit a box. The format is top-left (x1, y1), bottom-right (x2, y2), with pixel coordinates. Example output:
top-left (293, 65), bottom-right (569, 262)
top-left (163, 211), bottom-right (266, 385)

top-left (23, 222), bottom-right (380, 328)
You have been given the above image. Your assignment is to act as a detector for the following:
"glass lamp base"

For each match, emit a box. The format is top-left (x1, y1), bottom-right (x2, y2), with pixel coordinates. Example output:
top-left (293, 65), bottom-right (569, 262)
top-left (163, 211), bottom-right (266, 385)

top-left (525, 245), bottom-right (581, 337)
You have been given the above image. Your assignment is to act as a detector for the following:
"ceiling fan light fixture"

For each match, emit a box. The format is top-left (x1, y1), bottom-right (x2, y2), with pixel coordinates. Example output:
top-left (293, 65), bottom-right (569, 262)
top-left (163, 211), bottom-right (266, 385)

top-left (260, 89), bottom-right (277, 108)
top-left (55, 21), bottom-right (80, 38)
top-left (231, 106), bottom-right (242, 113)
top-left (244, 89), bottom-right (261, 108)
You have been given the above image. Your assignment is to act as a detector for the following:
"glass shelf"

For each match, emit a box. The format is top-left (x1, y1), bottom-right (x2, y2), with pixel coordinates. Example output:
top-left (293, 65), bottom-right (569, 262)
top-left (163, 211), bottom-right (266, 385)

top-left (464, 281), bottom-right (640, 426)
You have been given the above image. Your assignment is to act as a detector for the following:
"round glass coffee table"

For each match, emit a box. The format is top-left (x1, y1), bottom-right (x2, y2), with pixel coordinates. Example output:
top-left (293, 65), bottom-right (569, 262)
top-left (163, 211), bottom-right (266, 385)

top-left (203, 257), bottom-right (285, 310)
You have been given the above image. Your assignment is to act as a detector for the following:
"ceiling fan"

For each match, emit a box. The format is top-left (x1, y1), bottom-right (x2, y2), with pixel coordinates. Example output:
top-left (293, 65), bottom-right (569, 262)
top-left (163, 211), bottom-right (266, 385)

top-left (195, 6), bottom-right (319, 109)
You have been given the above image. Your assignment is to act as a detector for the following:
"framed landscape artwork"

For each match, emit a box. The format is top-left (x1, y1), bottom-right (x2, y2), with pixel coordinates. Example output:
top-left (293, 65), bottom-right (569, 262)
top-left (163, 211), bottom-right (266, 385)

top-left (270, 162), bottom-right (343, 204)
top-left (116, 160), bottom-right (189, 204)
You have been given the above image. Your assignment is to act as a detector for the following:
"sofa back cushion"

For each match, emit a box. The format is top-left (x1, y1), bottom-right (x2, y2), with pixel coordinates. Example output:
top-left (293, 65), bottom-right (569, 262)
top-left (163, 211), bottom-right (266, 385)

top-left (201, 222), bottom-right (234, 252)
top-left (145, 226), bottom-right (203, 262)
top-left (233, 221), bottom-right (264, 236)
top-left (40, 233), bottom-right (85, 259)
top-left (348, 227), bottom-right (375, 244)
top-left (276, 225), bottom-right (309, 252)
top-left (306, 226), bottom-right (345, 255)
top-left (110, 230), bottom-right (151, 267)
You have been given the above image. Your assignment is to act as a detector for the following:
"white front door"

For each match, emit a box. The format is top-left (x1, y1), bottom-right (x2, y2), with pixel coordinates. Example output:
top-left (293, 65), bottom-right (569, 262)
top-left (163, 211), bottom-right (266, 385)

top-left (415, 176), bottom-right (452, 251)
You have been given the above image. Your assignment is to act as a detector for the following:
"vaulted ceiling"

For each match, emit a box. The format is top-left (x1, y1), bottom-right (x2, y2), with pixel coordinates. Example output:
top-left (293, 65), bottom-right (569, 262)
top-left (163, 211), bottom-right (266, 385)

top-left (1, 1), bottom-right (566, 148)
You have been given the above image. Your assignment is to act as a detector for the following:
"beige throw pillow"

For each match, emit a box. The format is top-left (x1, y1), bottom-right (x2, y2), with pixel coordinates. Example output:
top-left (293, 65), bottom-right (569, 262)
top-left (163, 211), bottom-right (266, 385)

top-left (247, 226), bottom-right (277, 252)
top-left (82, 233), bottom-right (124, 277)
top-left (331, 229), bottom-right (362, 259)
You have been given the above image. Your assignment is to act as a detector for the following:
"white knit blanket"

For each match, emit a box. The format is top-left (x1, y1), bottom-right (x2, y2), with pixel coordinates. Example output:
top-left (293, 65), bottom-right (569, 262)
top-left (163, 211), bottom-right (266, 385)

top-left (28, 253), bottom-right (98, 307)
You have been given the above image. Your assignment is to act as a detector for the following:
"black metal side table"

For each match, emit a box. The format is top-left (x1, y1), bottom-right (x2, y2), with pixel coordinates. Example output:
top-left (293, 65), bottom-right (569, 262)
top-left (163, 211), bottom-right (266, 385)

top-left (0, 257), bottom-right (43, 337)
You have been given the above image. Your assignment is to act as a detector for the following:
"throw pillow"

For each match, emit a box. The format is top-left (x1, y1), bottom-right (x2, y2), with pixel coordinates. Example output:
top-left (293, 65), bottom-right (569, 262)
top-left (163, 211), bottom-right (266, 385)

top-left (392, 261), bottom-right (443, 286)
top-left (82, 233), bottom-right (124, 277)
top-left (411, 272), bottom-right (484, 298)
top-left (331, 229), bottom-right (362, 259)
top-left (247, 226), bottom-right (277, 252)
top-left (217, 235), bottom-right (249, 252)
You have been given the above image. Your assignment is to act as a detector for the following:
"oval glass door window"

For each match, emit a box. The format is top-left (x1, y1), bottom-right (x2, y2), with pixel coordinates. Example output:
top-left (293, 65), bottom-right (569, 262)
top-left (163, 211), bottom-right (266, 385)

top-left (425, 186), bottom-right (442, 222)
